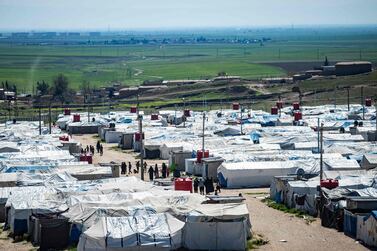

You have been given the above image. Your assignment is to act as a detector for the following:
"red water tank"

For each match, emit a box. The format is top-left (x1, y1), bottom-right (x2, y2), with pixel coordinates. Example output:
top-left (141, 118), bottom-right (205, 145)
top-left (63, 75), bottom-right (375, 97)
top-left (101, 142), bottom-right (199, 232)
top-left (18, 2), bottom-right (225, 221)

top-left (365, 98), bottom-right (372, 107)
top-left (86, 155), bottom-right (93, 164)
top-left (59, 135), bottom-right (69, 141)
top-left (271, 107), bottom-right (278, 115)
top-left (294, 112), bottom-right (302, 121)
top-left (232, 103), bottom-right (240, 110)
top-left (64, 108), bottom-right (71, 115)
top-left (130, 106), bottom-right (137, 113)
top-left (184, 109), bottom-right (191, 117)
top-left (79, 154), bottom-right (86, 162)
top-left (293, 102), bottom-right (300, 110)
top-left (320, 179), bottom-right (339, 190)
top-left (197, 150), bottom-right (203, 163)
top-left (134, 132), bottom-right (145, 141)
top-left (73, 114), bottom-right (80, 122)
top-left (276, 101), bottom-right (283, 109)
top-left (174, 178), bottom-right (193, 193)
top-left (151, 114), bottom-right (158, 120)
top-left (204, 150), bottom-right (209, 158)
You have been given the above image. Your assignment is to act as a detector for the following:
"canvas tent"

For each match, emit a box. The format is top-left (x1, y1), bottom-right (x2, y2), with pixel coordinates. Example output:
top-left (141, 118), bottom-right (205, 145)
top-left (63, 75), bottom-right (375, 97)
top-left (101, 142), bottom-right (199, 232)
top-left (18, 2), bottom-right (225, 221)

top-left (78, 213), bottom-right (184, 251)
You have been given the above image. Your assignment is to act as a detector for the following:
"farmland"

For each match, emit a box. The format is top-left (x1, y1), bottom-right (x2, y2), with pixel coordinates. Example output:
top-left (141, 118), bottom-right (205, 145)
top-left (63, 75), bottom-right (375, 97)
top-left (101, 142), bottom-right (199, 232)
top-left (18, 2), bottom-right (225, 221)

top-left (1, 27), bottom-right (377, 92)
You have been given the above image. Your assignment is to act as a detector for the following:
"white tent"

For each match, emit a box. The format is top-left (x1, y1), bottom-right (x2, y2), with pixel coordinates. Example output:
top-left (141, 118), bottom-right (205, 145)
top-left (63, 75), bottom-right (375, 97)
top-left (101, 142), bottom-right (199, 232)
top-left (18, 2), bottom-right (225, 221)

top-left (217, 160), bottom-right (318, 188)
top-left (78, 213), bottom-right (184, 251)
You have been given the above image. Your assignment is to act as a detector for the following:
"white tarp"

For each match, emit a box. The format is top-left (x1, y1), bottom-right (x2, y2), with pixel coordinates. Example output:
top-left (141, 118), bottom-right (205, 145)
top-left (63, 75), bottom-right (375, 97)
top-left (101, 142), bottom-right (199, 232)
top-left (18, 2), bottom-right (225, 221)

top-left (78, 213), bottom-right (184, 251)
top-left (218, 160), bottom-right (318, 188)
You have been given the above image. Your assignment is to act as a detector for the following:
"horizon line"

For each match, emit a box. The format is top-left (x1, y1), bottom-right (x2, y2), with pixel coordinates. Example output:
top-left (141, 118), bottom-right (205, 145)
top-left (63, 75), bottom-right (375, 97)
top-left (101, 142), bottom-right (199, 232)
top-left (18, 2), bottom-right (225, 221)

top-left (1, 23), bottom-right (377, 33)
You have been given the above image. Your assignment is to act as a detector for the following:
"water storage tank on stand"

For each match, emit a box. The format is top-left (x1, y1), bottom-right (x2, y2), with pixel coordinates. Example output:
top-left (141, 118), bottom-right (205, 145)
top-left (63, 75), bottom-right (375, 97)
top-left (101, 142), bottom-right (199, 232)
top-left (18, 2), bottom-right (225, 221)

top-left (294, 111), bottom-right (302, 121)
top-left (73, 114), bottom-right (80, 122)
top-left (232, 103), bottom-right (240, 110)
top-left (134, 132), bottom-right (144, 142)
top-left (130, 106), bottom-right (137, 113)
top-left (293, 102), bottom-right (300, 110)
top-left (276, 101), bottom-right (283, 109)
top-left (271, 107), bottom-right (278, 115)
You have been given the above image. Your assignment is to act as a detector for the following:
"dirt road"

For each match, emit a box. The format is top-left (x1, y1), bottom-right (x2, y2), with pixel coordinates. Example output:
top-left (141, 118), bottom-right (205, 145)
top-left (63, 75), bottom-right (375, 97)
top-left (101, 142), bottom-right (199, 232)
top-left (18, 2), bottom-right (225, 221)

top-left (222, 189), bottom-right (369, 251)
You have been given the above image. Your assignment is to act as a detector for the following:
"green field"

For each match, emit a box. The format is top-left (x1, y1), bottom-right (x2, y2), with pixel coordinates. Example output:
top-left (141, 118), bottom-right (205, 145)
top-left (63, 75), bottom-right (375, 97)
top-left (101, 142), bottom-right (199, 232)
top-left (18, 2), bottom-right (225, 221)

top-left (1, 28), bottom-right (377, 92)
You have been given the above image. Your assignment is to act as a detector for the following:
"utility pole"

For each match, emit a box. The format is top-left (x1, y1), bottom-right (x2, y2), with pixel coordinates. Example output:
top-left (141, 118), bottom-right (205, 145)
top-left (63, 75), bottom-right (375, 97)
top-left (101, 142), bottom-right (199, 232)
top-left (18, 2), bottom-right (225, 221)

top-left (174, 104), bottom-right (177, 126)
top-left (240, 104), bottom-right (243, 135)
top-left (317, 118), bottom-right (320, 153)
top-left (320, 123), bottom-right (324, 181)
top-left (137, 95), bottom-right (144, 181)
top-left (48, 104), bottom-right (52, 134)
top-left (87, 95), bottom-right (90, 123)
top-left (182, 98), bottom-right (186, 128)
top-left (375, 100), bottom-right (377, 139)
top-left (202, 112), bottom-right (205, 152)
top-left (38, 106), bottom-right (42, 135)
top-left (347, 87), bottom-right (350, 111)
top-left (361, 86), bottom-right (365, 120)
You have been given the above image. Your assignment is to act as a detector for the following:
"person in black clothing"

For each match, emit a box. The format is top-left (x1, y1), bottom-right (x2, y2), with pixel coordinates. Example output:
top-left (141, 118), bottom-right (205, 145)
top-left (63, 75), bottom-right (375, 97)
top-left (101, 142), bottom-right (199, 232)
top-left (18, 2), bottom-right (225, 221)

top-left (193, 178), bottom-right (199, 193)
top-left (161, 163), bottom-right (167, 178)
top-left (154, 164), bottom-right (159, 178)
top-left (96, 140), bottom-right (101, 153)
top-left (136, 161), bottom-right (140, 173)
top-left (99, 144), bottom-right (103, 156)
top-left (128, 162), bottom-right (132, 174)
top-left (121, 162), bottom-right (126, 175)
top-left (148, 166), bottom-right (154, 181)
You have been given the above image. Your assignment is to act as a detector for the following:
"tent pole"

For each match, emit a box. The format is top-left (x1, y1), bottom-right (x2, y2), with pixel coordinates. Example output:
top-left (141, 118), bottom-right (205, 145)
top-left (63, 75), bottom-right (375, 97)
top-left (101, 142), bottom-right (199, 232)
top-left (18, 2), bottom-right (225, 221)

top-left (320, 123), bottom-right (324, 181)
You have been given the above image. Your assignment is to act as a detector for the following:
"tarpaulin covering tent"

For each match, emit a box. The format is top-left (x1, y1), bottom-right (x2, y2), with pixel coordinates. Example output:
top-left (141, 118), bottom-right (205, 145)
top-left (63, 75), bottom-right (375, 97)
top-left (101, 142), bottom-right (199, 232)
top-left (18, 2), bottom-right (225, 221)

top-left (217, 160), bottom-right (319, 188)
top-left (356, 211), bottom-right (377, 247)
top-left (184, 203), bottom-right (250, 250)
top-left (78, 213), bottom-right (185, 251)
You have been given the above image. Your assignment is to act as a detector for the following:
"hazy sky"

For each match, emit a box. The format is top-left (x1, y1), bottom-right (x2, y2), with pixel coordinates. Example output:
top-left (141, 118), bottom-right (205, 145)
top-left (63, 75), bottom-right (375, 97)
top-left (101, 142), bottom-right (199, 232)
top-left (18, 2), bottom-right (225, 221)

top-left (1, 0), bottom-right (377, 31)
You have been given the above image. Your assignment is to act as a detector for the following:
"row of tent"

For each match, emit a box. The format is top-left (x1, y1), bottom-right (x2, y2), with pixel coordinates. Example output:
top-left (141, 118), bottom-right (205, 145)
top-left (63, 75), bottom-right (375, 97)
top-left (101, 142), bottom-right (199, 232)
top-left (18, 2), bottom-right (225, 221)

top-left (0, 120), bottom-right (252, 250)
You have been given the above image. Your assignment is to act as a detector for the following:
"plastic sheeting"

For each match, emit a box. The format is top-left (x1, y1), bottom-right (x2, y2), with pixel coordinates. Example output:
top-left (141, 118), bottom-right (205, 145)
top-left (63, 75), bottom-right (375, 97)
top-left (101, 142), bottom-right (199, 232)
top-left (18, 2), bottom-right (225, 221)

top-left (78, 213), bottom-right (185, 251)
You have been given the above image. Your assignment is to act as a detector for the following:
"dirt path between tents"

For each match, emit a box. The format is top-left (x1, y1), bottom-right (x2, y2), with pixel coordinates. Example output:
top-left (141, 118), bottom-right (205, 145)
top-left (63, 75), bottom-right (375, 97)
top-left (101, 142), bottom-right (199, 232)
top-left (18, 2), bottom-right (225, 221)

top-left (72, 134), bottom-right (166, 178)
top-left (222, 188), bottom-right (370, 251)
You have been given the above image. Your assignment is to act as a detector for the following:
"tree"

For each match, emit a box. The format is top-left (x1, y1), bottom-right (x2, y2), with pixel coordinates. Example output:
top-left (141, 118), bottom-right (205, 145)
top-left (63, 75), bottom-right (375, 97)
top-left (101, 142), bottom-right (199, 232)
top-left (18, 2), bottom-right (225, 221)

top-left (36, 81), bottom-right (50, 96)
top-left (52, 74), bottom-right (69, 103)
top-left (80, 80), bottom-right (91, 99)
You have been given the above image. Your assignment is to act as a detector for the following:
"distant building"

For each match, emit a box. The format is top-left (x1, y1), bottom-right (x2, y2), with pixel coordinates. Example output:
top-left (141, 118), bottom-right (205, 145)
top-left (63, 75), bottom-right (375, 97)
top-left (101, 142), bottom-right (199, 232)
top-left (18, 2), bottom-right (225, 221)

top-left (305, 70), bottom-right (322, 77)
top-left (119, 87), bottom-right (139, 98)
top-left (321, 65), bottom-right (336, 76)
top-left (293, 74), bottom-right (311, 82)
top-left (335, 61), bottom-right (372, 76)
top-left (213, 76), bottom-right (241, 82)
top-left (262, 77), bottom-right (293, 84)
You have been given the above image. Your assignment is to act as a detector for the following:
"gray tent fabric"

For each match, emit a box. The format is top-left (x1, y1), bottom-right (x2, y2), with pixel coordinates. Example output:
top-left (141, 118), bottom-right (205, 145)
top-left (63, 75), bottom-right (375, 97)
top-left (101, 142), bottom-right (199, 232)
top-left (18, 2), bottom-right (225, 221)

top-left (78, 213), bottom-right (184, 251)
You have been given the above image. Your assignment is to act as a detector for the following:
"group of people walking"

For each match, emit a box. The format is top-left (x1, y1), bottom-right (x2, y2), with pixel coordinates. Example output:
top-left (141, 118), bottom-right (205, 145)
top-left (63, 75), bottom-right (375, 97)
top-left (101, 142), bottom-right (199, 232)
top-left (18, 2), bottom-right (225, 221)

top-left (148, 163), bottom-right (168, 181)
top-left (193, 177), bottom-right (221, 195)
top-left (81, 142), bottom-right (103, 156)
top-left (120, 161), bottom-right (169, 180)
